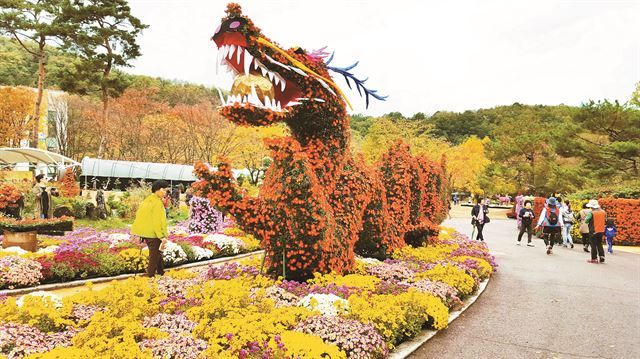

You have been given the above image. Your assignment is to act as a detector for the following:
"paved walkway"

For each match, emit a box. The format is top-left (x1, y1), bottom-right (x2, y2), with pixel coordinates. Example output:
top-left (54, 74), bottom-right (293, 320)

top-left (410, 216), bottom-right (640, 359)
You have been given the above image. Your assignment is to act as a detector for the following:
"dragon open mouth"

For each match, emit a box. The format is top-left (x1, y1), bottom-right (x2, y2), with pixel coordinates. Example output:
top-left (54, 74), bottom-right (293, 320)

top-left (216, 44), bottom-right (302, 112)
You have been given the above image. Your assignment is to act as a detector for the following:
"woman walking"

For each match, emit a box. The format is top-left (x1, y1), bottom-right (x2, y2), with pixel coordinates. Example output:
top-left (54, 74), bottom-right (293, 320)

top-left (561, 200), bottom-right (575, 248)
top-left (516, 200), bottom-right (536, 246)
top-left (576, 203), bottom-right (591, 252)
top-left (471, 197), bottom-right (490, 241)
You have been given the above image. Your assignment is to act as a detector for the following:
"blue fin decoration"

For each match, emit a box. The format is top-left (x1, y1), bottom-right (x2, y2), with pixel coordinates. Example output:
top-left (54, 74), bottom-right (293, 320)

top-left (326, 59), bottom-right (388, 109)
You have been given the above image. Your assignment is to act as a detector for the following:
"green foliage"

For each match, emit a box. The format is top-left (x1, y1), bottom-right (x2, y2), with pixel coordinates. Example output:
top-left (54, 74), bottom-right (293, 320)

top-left (106, 194), bottom-right (129, 218)
top-left (567, 180), bottom-right (640, 200)
top-left (176, 241), bottom-right (196, 262)
top-left (75, 217), bottom-right (132, 231)
top-left (95, 252), bottom-right (127, 277)
top-left (571, 100), bottom-right (640, 182)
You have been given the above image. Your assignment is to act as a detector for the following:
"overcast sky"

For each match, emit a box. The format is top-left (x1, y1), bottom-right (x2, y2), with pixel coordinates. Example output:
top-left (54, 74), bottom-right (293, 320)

top-left (127, 0), bottom-right (640, 117)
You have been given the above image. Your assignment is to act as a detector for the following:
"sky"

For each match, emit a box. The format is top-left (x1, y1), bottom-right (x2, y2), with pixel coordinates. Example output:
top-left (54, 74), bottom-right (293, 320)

top-left (126, 0), bottom-right (640, 117)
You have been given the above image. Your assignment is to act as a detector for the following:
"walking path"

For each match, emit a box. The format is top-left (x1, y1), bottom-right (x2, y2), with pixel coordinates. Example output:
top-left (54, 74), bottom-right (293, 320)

top-left (410, 214), bottom-right (640, 359)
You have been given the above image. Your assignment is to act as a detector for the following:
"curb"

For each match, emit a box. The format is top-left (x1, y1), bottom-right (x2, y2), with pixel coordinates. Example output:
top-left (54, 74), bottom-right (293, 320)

top-left (389, 277), bottom-right (491, 358)
top-left (1, 250), bottom-right (264, 297)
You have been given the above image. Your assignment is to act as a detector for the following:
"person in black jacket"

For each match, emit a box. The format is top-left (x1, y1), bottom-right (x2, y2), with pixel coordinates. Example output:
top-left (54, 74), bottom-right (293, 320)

top-left (517, 200), bottom-right (536, 246)
top-left (471, 197), bottom-right (490, 241)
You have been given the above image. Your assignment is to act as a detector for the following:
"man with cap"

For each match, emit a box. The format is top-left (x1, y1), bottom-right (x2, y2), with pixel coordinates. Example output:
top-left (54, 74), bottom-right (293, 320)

top-left (535, 196), bottom-right (563, 255)
top-left (584, 199), bottom-right (607, 263)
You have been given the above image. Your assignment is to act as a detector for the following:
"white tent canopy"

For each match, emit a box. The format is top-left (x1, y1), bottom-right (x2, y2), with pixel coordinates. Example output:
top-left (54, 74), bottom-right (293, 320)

top-left (80, 157), bottom-right (251, 183)
top-left (0, 148), bottom-right (79, 167)
top-left (80, 157), bottom-right (198, 182)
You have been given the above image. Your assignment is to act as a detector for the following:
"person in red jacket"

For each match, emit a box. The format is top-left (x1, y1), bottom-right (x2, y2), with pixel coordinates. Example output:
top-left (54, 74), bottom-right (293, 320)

top-left (584, 199), bottom-right (607, 264)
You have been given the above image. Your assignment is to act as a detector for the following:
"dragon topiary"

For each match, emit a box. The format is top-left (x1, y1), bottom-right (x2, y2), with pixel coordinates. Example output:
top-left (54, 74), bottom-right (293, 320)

top-left (193, 3), bottom-right (449, 281)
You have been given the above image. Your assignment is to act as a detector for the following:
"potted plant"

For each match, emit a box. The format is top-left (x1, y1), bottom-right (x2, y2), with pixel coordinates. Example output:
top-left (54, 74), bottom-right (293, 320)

top-left (0, 216), bottom-right (74, 252)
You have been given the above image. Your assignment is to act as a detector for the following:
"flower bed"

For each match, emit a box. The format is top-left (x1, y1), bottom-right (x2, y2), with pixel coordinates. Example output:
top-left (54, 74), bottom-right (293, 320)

top-left (0, 223), bottom-right (261, 290)
top-left (0, 217), bottom-right (74, 235)
top-left (0, 227), bottom-right (495, 358)
top-left (598, 198), bottom-right (640, 245)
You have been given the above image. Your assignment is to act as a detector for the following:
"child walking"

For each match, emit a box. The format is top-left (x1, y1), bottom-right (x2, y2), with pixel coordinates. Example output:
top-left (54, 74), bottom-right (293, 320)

top-left (604, 219), bottom-right (616, 254)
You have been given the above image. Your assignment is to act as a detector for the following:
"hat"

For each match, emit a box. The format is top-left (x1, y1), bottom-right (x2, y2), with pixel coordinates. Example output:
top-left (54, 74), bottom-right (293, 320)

top-left (546, 197), bottom-right (558, 206)
top-left (586, 199), bottom-right (600, 209)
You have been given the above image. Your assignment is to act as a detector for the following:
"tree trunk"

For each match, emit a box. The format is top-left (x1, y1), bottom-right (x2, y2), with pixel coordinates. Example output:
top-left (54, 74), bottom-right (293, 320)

top-left (32, 37), bottom-right (47, 148)
top-left (97, 92), bottom-right (109, 158)
top-left (97, 65), bottom-right (112, 158)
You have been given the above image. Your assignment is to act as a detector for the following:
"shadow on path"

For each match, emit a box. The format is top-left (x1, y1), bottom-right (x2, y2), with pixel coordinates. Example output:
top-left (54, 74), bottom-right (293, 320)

top-left (410, 217), bottom-right (640, 359)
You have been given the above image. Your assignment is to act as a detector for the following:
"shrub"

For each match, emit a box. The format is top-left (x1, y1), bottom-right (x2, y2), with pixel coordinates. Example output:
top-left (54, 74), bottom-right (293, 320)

top-left (59, 168), bottom-right (80, 198)
top-left (599, 198), bottom-right (640, 245)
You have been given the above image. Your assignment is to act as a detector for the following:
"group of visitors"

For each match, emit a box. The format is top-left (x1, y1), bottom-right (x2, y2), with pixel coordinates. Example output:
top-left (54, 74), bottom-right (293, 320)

top-left (515, 196), bottom-right (617, 263)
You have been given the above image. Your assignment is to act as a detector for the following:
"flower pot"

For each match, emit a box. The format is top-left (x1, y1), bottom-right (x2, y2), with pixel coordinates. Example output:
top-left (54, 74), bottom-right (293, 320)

top-left (2, 230), bottom-right (38, 252)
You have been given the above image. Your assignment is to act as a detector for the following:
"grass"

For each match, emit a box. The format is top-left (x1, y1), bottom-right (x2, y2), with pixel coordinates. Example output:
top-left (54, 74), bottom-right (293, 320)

top-left (75, 217), bottom-right (134, 231)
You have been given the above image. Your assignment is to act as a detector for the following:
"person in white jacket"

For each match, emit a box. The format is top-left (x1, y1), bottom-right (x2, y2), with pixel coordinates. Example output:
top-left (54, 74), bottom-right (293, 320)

top-left (536, 197), bottom-right (564, 255)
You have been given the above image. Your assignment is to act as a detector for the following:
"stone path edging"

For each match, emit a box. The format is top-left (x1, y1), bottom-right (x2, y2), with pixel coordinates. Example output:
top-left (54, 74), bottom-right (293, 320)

top-left (389, 277), bottom-right (491, 358)
top-left (0, 250), bottom-right (264, 297)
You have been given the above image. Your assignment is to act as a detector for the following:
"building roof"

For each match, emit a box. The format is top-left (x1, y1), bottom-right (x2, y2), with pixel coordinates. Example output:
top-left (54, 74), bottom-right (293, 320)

top-left (0, 147), bottom-right (79, 166)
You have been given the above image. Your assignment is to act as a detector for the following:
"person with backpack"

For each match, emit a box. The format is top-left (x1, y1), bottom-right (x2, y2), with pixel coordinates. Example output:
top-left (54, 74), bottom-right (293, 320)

top-left (560, 200), bottom-right (575, 248)
top-left (576, 203), bottom-right (592, 252)
top-left (535, 197), bottom-right (563, 255)
top-left (604, 219), bottom-right (617, 254)
top-left (516, 200), bottom-right (536, 246)
top-left (584, 199), bottom-right (607, 263)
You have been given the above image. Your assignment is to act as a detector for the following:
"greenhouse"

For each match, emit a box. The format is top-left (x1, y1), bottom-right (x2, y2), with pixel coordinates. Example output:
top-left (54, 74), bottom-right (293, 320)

top-left (79, 157), bottom-right (249, 190)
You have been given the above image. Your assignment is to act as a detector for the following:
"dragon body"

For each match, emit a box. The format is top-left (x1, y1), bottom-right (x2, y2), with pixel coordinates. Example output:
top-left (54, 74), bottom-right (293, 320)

top-left (193, 4), bottom-right (449, 280)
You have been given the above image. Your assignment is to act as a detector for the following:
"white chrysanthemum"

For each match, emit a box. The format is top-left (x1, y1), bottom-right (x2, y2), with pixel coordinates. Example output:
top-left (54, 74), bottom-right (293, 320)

top-left (190, 245), bottom-right (214, 260)
top-left (108, 233), bottom-right (131, 248)
top-left (36, 245), bottom-right (59, 254)
top-left (162, 241), bottom-right (188, 265)
top-left (170, 227), bottom-right (190, 236)
top-left (203, 233), bottom-right (243, 254)
top-left (0, 246), bottom-right (29, 255)
top-left (297, 293), bottom-right (349, 316)
top-left (17, 291), bottom-right (63, 309)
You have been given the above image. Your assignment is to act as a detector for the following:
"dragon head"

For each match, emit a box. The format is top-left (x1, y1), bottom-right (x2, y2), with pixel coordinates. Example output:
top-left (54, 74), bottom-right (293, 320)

top-left (212, 3), bottom-right (386, 127)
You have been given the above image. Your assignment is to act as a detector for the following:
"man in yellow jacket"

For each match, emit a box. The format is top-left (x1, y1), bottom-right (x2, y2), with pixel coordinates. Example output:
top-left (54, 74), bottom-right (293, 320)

top-left (131, 180), bottom-right (169, 277)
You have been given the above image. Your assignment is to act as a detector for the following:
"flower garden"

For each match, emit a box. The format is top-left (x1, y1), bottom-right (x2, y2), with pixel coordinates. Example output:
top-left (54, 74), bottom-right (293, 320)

top-left (0, 219), bottom-right (260, 290)
top-left (0, 227), bottom-right (496, 358)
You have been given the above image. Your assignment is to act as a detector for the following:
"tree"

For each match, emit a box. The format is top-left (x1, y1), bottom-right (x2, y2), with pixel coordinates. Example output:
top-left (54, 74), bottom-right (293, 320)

top-left (0, 86), bottom-right (35, 147)
top-left (48, 92), bottom-right (69, 155)
top-left (0, 0), bottom-right (64, 147)
top-left (229, 125), bottom-right (286, 185)
top-left (58, 0), bottom-right (147, 157)
top-left (447, 136), bottom-right (490, 193)
top-left (631, 82), bottom-right (640, 108)
top-left (59, 167), bottom-right (79, 197)
top-left (573, 100), bottom-right (640, 180)
top-left (487, 107), bottom-right (569, 195)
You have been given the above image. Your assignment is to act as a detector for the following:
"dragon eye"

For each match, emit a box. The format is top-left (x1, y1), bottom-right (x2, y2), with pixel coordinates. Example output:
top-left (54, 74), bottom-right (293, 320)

top-left (229, 20), bottom-right (241, 29)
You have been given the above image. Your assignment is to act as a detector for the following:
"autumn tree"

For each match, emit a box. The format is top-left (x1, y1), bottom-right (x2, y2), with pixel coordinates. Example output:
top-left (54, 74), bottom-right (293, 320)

top-left (59, 167), bottom-right (79, 197)
top-left (446, 136), bottom-right (490, 193)
top-left (0, 0), bottom-right (65, 146)
top-left (0, 86), bottom-right (35, 146)
top-left (230, 125), bottom-right (286, 185)
top-left (58, 0), bottom-right (147, 158)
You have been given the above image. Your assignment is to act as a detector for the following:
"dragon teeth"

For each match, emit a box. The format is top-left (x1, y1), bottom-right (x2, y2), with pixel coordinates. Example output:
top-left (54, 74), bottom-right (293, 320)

top-left (243, 49), bottom-right (253, 75)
